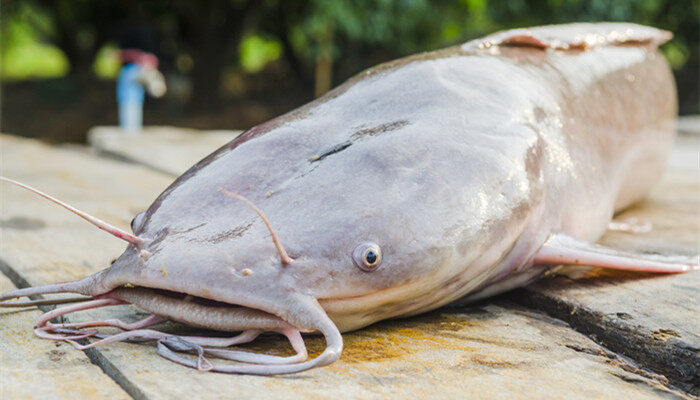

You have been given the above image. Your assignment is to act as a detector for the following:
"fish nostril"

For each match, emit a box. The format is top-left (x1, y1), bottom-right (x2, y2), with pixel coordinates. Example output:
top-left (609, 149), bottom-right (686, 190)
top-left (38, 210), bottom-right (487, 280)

top-left (140, 249), bottom-right (151, 260)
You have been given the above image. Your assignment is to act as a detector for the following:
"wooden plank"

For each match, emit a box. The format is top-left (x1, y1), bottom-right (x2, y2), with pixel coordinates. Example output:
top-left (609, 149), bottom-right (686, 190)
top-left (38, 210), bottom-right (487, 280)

top-left (0, 274), bottom-right (130, 400)
top-left (1, 133), bottom-right (690, 398)
top-left (0, 134), bottom-right (175, 399)
top-left (88, 126), bottom-right (241, 176)
top-left (676, 115), bottom-right (700, 136)
top-left (79, 303), bottom-right (691, 400)
top-left (514, 133), bottom-right (700, 394)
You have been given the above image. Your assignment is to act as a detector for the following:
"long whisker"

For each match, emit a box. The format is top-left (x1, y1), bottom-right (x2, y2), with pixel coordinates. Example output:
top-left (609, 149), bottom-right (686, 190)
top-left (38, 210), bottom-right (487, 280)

top-left (31, 298), bottom-right (124, 341)
top-left (31, 294), bottom-right (342, 374)
top-left (202, 328), bottom-right (307, 364)
top-left (35, 298), bottom-right (125, 329)
top-left (35, 327), bottom-right (99, 341)
top-left (0, 296), bottom-right (93, 308)
top-left (41, 314), bottom-right (166, 331)
top-left (0, 276), bottom-right (96, 302)
top-left (1, 176), bottom-right (147, 246)
top-left (218, 188), bottom-right (294, 265)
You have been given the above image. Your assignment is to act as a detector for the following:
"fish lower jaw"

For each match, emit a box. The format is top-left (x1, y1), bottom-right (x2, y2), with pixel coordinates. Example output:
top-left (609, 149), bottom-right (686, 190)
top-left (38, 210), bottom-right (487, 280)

top-left (107, 286), bottom-right (293, 332)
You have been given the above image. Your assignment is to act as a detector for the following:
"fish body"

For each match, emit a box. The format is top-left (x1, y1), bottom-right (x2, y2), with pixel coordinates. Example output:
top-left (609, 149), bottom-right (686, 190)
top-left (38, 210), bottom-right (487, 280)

top-left (105, 22), bottom-right (676, 331)
top-left (1, 23), bottom-right (691, 374)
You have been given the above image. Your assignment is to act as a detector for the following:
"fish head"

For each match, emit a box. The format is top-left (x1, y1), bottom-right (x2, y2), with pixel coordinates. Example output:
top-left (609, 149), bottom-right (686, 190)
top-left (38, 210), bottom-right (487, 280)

top-left (102, 108), bottom-right (536, 335)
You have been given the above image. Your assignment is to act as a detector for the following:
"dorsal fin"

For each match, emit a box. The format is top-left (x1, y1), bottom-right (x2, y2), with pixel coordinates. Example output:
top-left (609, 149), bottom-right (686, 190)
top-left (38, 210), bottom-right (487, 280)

top-left (463, 23), bottom-right (672, 51)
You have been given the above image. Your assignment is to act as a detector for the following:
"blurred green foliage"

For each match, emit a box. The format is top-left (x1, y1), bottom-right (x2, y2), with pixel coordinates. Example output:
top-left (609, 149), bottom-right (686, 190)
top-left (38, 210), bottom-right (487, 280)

top-left (1, 0), bottom-right (697, 112)
top-left (239, 35), bottom-right (282, 73)
top-left (0, 2), bottom-right (68, 79)
top-left (92, 43), bottom-right (121, 79)
top-left (278, 0), bottom-right (695, 75)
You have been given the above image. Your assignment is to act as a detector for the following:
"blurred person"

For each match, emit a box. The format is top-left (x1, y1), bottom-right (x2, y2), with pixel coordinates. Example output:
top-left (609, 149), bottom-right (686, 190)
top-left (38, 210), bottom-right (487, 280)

top-left (117, 49), bottom-right (166, 132)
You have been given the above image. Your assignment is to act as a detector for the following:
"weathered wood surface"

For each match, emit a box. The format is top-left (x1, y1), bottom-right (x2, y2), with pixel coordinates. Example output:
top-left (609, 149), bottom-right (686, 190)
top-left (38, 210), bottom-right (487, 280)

top-left (676, 115), bottom-right (700, 136)
top-left (515, 133), bottom-right (700, 393)
top-left (1, 132), bottom-right (693, 399)
top-left (88, 126), bottom-right (241, 176)
top-left (0, 274), bottom-right (130, 400)
top-left (0, 134), bottom-right (174, 399)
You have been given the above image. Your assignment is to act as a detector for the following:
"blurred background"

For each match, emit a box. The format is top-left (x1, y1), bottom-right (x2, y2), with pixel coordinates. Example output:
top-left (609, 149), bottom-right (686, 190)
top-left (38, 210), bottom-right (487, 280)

top-left (1, 0), bottom-right (697, 142)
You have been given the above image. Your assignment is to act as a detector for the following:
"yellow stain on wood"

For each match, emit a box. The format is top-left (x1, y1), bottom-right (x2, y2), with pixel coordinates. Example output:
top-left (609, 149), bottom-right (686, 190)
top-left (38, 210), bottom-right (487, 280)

top-left (468, 354), bottom-right (529, 369)
top-left (233, 312), bottom-right (498, 366)
top-left (652, 328), bottom-right (681, 340)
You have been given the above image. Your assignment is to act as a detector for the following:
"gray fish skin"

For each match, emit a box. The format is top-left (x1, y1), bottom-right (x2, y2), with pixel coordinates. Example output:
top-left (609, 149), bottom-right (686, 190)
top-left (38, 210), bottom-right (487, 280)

top-left (82, 23), bottom-right (675, 333)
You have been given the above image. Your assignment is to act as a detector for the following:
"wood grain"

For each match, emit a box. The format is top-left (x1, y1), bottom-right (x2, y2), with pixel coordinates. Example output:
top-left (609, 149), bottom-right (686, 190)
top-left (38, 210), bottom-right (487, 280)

top-left (0, 274), bottom-right (130, 400)
top-left (88, 126), bottom-right (240, 176)
top-left (514, 133), bottom-right (700, 394)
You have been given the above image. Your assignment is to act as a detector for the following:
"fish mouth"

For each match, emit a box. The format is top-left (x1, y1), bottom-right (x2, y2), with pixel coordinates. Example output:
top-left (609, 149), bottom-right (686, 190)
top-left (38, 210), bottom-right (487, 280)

top-left (108, 286), bottom-right (295, 332)
top-left (11, 282), bottom-right (343, 375)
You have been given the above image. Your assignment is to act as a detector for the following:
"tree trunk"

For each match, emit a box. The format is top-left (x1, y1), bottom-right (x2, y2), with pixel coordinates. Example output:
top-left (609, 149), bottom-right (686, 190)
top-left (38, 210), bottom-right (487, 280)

top-left (188, 36), bottom-right (226, 110)
top-left (178, 0), bottom-right (262, 111)
top-left (314, 26), bottom-right (334, 98)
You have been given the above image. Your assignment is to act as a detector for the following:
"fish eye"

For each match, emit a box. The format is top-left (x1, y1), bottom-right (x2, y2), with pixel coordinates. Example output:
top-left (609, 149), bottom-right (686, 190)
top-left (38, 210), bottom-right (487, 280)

top-left (131, 212), bottom-right (146, 232)
top-left (352, 242), bottom-right (382, 271)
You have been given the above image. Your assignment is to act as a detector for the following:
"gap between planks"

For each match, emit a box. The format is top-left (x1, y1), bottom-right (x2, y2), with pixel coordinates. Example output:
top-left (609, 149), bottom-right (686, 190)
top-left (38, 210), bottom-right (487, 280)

top-left (0, 258), bottom-right (149, 400)
top-left (507, 288), bottom-right (699, 395)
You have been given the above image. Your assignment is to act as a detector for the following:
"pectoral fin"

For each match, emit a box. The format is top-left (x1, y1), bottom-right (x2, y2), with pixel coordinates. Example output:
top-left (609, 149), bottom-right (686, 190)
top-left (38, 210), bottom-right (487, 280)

top-left (534, 234), bottom-right (699, 273)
